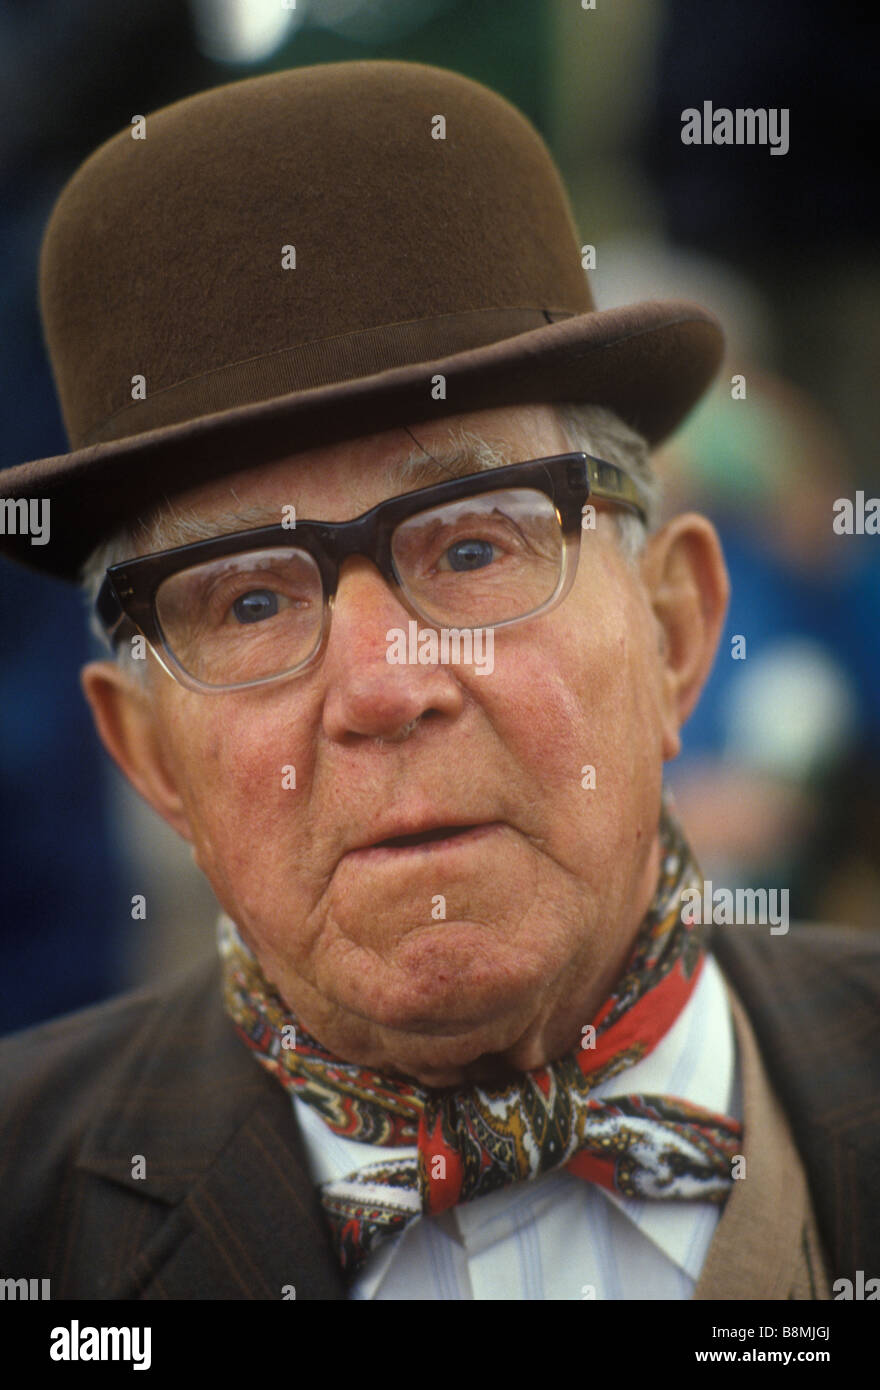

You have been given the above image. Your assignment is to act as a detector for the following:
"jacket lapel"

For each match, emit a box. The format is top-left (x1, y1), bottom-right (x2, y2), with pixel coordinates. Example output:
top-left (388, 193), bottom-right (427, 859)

top-left (711, 923), bottom-right (880, 1286)
top-left (76, 958), bottom-right (346, 1300)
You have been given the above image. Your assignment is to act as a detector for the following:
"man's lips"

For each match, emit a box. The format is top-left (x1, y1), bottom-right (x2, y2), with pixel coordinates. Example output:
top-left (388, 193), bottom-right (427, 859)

top-left (344, 821), bottom-right (505, 863)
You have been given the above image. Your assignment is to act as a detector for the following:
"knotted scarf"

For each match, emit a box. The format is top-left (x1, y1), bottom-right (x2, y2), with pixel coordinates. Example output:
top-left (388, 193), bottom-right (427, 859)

top-left (221, 808), bottom-right (741, 1278)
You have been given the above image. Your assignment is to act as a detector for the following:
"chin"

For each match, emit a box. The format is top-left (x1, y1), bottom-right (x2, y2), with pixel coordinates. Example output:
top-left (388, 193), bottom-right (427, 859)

top-left (350, 930), bottom-right (546, 1033)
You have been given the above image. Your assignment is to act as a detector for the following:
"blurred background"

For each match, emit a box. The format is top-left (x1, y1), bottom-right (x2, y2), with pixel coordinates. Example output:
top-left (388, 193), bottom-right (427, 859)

top-left (1, 0), bottom-right (877, 1033)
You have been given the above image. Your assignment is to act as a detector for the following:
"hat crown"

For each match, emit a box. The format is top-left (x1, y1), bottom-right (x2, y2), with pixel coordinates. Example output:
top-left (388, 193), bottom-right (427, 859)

top-left (40, 61), bottom-right (591, 450)
top-left (4, 59), bottom-right (722, 582)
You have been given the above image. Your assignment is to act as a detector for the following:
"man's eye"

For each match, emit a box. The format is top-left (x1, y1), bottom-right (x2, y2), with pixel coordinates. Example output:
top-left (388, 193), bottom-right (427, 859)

top-left (441, 538), bottom-right (498, 572)
top-left (231, 589), bottom-right (280, 624)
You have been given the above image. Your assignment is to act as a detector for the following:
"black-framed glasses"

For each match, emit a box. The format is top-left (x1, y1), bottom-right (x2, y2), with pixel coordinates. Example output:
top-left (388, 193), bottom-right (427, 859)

top-left (96, 453), bottom-right (647, 693)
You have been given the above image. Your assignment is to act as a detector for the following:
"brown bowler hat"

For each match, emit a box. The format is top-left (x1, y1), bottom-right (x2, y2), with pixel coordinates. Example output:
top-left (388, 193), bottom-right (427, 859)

top-left (0, 60), bottom-right (723, 580)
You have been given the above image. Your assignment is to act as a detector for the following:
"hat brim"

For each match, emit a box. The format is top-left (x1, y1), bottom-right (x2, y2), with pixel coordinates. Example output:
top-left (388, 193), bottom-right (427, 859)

top-left (1, 299), bottom-right (722, 580)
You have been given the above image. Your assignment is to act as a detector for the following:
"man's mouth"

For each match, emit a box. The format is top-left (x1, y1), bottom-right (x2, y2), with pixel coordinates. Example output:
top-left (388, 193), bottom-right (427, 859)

top-left (376, 824), bottom-right (486, 850)
top-left (347, 821), bottom-right (504, 860)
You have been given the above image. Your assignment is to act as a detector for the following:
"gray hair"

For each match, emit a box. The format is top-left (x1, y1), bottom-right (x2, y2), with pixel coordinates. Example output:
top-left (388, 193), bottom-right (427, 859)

top-left (81, 403), bottom-right (660, 670)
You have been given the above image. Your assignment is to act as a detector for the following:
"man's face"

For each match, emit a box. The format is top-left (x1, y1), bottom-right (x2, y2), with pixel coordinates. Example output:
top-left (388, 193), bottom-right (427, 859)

top-left (89, 405), bottom-right (710, 1086)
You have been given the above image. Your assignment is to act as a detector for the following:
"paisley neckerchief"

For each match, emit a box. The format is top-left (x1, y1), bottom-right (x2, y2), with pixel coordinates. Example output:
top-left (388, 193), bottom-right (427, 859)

top-left (221, 807), bottom-right (741, 1279)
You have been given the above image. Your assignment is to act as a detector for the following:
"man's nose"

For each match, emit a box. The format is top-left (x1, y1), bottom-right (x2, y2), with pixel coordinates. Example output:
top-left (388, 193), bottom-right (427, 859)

top-left (320, 557), bottom-right (465, 742)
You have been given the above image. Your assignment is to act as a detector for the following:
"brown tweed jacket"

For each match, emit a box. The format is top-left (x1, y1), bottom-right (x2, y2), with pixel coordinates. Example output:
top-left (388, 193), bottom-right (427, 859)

top-left (0, 924), bottom-right (877, 1300)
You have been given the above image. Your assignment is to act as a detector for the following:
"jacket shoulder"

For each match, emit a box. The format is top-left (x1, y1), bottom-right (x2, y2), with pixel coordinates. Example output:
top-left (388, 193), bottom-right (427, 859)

top-left (0, 957), bottom-right (226, 1130)
top-left (0, 959), bottom-right (249, 1283)
top-left (712, 921), bottom-right (880, 1038)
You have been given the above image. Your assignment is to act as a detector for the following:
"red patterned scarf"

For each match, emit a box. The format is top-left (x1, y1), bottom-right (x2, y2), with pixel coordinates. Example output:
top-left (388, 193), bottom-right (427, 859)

top-left (221, 808), bottom-right (741, 1278)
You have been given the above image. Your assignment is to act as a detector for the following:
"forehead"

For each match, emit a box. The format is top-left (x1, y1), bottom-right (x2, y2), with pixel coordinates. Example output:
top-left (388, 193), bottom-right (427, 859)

top-left (139, 404), bottom-right (569, 543)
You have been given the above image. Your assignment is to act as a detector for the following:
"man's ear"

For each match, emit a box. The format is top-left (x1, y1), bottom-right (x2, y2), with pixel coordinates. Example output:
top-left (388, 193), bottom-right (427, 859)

top-left (81, 659), bottom-right (195, 843)
top-left (639, 513), bottom-right (729, 762)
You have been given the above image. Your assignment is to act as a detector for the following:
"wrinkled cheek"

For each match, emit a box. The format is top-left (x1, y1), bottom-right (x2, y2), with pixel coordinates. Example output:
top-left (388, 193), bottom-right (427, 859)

top-left (175, 727), bottom-right (303, 920)
top-left (495, 630), bottom-right (627, 789)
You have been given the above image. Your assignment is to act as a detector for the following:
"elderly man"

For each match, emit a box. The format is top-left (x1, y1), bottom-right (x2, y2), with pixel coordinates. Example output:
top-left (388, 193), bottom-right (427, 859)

top-left (0, 61), bottom-right (877, 1304)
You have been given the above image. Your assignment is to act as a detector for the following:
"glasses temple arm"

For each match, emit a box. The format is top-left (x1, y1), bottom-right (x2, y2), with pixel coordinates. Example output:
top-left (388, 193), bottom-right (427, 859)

top-left (583, 456), bottom-right (649, 523)
top-left (95, 575), bottom-right (134, 649)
